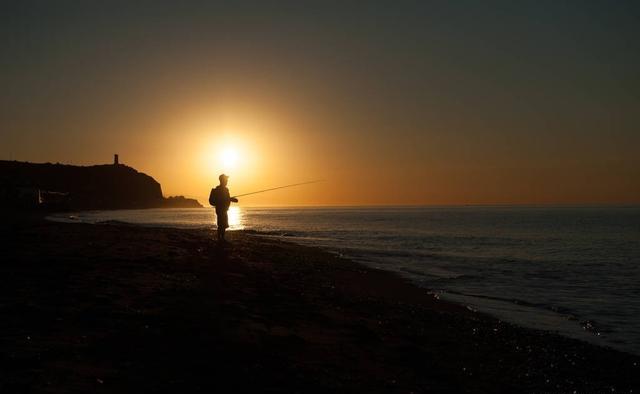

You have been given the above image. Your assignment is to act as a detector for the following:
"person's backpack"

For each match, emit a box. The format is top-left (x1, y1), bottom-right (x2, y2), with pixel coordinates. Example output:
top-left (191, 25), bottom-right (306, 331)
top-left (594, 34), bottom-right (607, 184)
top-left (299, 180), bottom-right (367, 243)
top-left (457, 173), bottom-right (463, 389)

top-left (209, 187), bottom-right (218, 206)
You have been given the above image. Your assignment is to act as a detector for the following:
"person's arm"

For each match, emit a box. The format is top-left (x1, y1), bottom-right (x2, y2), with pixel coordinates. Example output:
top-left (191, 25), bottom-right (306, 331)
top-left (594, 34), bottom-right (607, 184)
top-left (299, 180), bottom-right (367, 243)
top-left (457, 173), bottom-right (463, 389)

top-left (225, 189), bottom-right (238, 203)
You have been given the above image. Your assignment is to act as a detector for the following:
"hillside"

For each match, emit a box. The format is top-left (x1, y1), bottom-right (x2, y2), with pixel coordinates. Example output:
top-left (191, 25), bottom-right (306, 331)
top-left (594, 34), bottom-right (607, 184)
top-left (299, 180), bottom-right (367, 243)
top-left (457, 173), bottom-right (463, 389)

top-left (0, 160), bottom-right (201, 210)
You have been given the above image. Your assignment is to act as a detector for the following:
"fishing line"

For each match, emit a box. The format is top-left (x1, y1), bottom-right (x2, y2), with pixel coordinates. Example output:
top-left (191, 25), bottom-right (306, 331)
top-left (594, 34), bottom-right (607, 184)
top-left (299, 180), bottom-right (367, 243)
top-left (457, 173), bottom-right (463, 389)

top-left (232, 180), bottom-right (324, 198)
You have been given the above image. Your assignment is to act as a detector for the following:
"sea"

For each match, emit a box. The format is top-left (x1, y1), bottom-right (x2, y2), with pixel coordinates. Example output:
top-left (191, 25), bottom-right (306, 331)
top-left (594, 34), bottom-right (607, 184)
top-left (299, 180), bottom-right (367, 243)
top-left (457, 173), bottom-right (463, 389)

top-left (48, 206), bottom-right (640, 355)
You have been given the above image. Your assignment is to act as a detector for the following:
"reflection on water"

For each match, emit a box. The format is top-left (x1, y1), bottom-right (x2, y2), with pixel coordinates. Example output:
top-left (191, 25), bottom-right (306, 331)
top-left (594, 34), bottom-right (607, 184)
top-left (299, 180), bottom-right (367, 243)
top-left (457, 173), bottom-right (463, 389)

top-left (227, 206), bottom-right (244, 230)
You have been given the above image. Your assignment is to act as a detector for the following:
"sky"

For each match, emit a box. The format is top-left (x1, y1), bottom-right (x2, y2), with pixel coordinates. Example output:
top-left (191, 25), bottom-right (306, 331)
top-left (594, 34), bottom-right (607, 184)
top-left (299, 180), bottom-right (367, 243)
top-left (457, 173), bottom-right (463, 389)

top-left (1, 1), bottom-right (638, 206)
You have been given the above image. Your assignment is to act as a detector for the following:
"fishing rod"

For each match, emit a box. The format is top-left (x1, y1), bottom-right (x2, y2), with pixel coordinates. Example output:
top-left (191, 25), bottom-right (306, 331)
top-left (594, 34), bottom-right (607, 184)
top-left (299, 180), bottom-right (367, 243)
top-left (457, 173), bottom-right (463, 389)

top-left (232, 180), bottom-right (323, 199)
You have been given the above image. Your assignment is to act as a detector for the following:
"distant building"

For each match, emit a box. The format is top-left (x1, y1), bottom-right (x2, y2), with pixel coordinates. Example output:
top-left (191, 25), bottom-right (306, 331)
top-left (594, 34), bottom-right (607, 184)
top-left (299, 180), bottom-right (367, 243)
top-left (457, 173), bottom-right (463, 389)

top-left (114, 154), bottom-right (119, 165)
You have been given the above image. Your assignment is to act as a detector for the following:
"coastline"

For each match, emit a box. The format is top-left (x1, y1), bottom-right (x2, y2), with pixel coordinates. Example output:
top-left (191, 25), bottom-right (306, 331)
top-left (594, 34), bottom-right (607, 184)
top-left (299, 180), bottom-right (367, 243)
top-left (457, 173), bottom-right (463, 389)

top-left (1, 217), bottom-right (638, 392)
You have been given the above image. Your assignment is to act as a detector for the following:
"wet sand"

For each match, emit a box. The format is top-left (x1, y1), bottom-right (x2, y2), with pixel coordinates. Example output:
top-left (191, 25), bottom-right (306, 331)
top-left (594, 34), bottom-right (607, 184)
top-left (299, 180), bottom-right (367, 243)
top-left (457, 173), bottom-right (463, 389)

top-left (1, 217), bottom-right (638, 393)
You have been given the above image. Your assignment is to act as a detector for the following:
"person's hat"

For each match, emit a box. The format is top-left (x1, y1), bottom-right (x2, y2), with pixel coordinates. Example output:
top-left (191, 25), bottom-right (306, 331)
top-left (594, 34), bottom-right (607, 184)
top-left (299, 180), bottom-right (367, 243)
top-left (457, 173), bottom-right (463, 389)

top-left (219, 173), bottom-right (229, 182)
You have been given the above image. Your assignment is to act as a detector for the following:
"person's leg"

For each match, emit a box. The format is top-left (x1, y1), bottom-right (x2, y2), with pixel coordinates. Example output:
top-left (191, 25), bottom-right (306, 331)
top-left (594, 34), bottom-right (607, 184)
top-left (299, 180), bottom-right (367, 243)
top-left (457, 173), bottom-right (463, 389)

top-left (216, 209), bottom-right (228, 242)
top-left (221, 210), bottom-right (229, 241)
top-left (216, 209), bottom-right (224, 241)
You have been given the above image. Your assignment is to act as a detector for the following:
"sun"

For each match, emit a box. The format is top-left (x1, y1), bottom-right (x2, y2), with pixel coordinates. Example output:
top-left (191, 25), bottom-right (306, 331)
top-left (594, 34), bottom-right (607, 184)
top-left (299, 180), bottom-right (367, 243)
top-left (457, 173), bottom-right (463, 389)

top-left (219, 146), bottom-right (239, 170)
top-left (200, 136), bottom-right (251, 177)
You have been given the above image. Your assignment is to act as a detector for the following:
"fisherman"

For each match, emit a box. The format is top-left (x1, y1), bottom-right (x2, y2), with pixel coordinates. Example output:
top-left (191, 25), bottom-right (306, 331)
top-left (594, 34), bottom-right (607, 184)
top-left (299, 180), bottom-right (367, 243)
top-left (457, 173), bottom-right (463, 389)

top-left (209, 174), bottom-right (238, 242)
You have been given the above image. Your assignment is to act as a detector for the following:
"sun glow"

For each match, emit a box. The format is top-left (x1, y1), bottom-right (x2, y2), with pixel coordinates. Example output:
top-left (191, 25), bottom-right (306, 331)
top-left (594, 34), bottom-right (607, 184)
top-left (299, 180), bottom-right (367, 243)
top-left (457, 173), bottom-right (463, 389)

top-left (220, 146), bottom-right (239, 170)
top-left (198, 131), bottom-right (257, 186)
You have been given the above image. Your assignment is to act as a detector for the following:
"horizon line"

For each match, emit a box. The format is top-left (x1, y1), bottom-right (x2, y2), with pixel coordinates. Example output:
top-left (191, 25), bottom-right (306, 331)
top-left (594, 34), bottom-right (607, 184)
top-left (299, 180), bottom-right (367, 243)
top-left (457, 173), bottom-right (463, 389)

top-left (212, 203), bottom-right (640, 209)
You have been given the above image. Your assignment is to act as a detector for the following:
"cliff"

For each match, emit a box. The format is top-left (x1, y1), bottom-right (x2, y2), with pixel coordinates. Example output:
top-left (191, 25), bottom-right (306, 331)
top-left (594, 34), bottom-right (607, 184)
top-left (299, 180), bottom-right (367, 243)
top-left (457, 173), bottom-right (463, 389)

top-left (0, 160), bottom-right (172, 210)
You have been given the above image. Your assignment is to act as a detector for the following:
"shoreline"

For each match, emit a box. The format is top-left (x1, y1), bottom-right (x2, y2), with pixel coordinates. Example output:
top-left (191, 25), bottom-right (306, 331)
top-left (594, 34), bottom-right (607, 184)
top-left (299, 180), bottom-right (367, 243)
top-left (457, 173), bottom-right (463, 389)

top-left (44, 211), bottom-right (612, 356)
top-left (1, 217), bottom-right (638, 392)
top-left (48, 210), bottom-right (632, 356)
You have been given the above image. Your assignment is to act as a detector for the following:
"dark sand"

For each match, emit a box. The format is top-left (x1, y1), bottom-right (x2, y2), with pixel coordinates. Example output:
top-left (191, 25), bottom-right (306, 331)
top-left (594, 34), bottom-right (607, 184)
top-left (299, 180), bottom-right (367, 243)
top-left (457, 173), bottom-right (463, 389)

top-left (1, 217), bottom-right (638, 393)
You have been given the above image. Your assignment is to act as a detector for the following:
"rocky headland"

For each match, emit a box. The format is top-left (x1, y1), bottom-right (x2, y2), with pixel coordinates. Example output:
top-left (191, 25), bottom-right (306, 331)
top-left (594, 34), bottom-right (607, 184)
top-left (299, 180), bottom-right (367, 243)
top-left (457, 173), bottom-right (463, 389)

top-left (0, 159), bottom-right (202, 210)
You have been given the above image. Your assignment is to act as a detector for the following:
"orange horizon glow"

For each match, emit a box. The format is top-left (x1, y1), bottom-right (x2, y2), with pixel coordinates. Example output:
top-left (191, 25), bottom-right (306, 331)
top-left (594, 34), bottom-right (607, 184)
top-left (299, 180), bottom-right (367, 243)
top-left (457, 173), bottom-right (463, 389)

top-left (5, 100), bottom-right (639, 207)
top-left (6, 107), bottom-right (640, 208)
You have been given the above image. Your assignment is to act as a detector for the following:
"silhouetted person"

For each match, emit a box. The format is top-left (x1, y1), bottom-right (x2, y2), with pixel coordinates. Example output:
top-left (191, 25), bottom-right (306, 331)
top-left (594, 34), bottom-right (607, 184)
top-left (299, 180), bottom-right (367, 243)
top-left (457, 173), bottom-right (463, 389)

top-left (209, 174), bottom-right (238, 242)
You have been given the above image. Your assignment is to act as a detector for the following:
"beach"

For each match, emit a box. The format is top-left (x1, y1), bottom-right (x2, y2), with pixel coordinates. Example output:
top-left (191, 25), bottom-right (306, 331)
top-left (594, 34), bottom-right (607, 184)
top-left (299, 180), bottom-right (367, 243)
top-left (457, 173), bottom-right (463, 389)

top-left (1, 217), bottom-right (638, 393)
